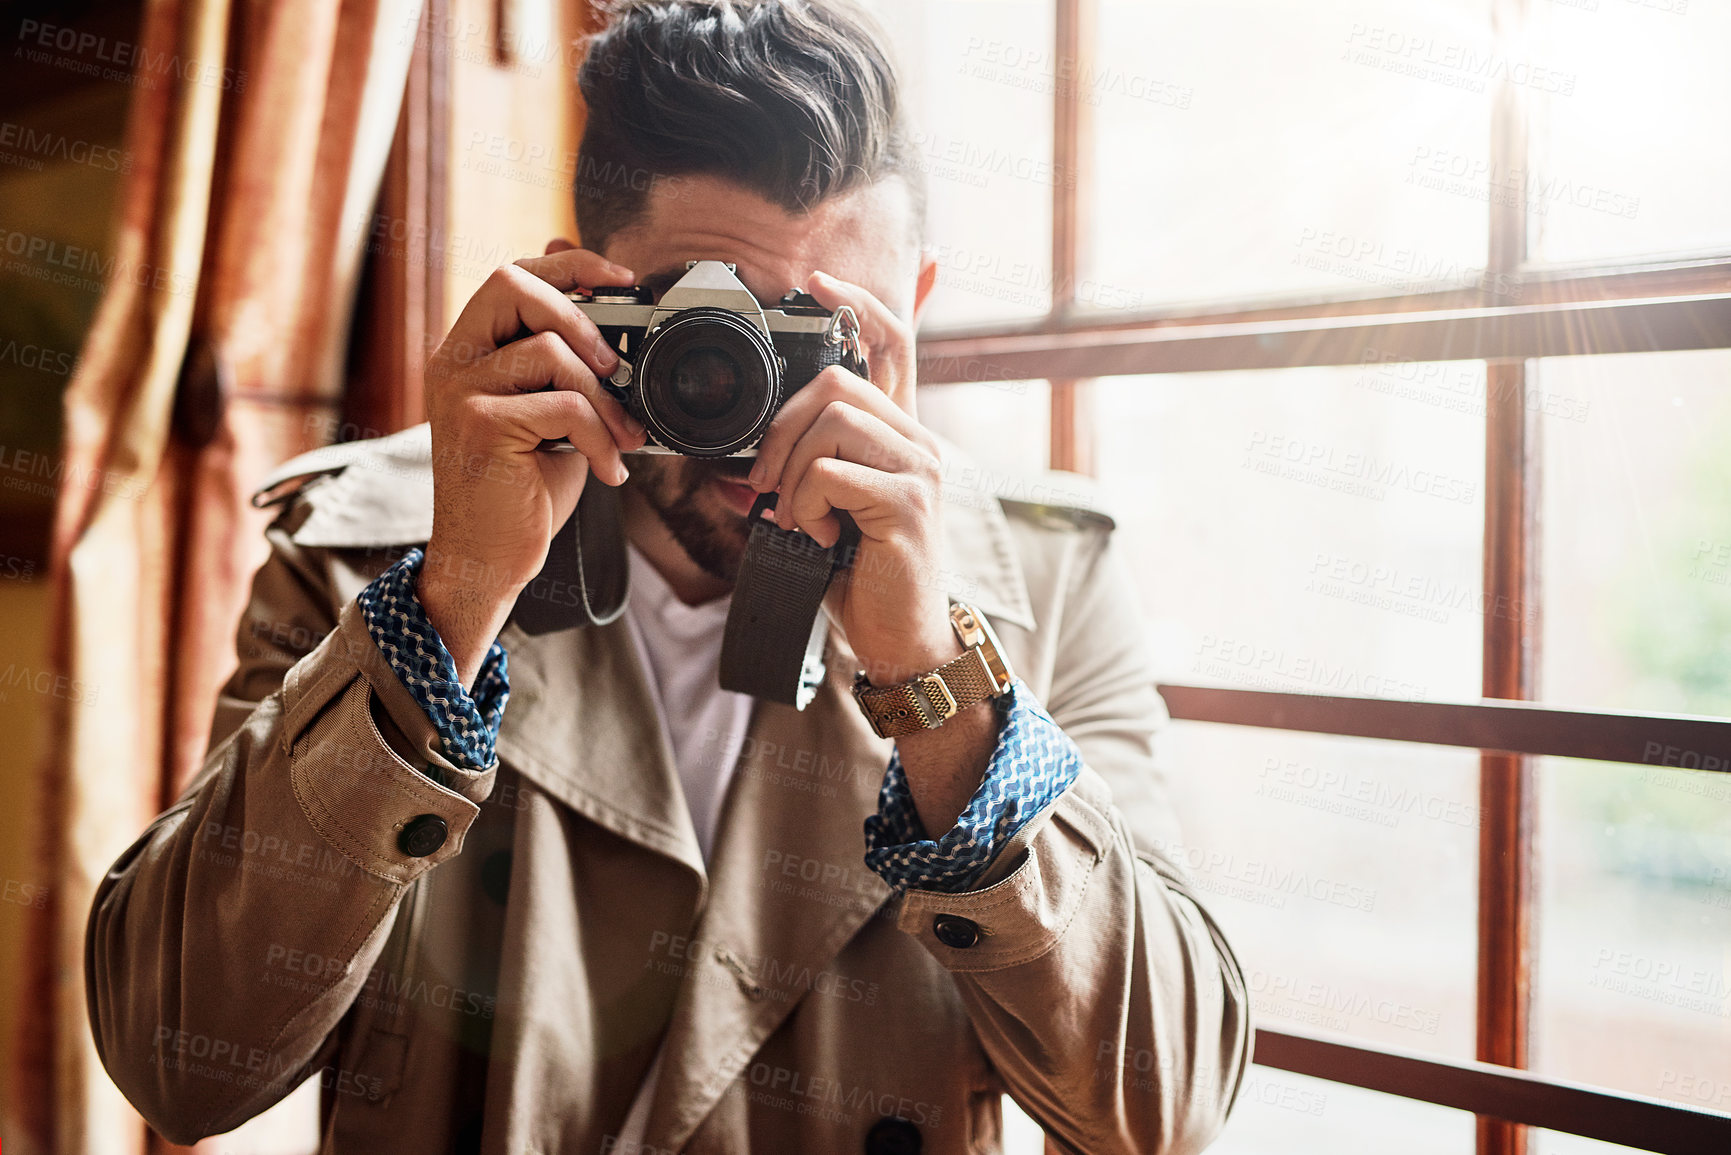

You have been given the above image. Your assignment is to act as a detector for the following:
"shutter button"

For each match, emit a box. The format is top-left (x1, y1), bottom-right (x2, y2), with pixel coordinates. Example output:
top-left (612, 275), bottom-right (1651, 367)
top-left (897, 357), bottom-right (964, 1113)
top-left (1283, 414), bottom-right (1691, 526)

top-left (932, 915), bottom-right (979, 949)
top-left (865, 1116), bottom-right (922, 1155)
top-left (399, 814), bottom-right (448, 857)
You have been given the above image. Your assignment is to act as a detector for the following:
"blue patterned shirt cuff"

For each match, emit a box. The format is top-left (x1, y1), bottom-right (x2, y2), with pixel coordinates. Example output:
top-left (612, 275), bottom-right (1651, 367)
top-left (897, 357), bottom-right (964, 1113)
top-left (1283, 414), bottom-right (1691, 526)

top-left (356, 548), bottom-right (510, 774)
top-left (862, 682), bottom-right (1082, 894)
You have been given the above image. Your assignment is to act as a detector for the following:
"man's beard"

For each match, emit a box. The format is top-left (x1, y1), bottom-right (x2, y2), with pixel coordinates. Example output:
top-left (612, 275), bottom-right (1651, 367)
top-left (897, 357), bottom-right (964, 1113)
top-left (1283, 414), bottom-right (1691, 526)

top-left (623, 454), bottom-right (754, 583)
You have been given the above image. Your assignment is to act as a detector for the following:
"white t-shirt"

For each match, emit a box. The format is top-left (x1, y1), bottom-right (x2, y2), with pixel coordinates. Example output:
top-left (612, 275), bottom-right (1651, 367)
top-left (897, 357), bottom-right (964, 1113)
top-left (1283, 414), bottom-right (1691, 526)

top-left (621, 543), bottom-right (755, 862)
top-left (614, 544), bottom-right (757, 1148)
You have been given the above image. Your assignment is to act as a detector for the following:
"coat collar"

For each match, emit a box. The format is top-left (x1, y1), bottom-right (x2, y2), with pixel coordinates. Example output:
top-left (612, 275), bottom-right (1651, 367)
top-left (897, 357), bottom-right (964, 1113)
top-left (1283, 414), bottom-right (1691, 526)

top-left (267, 422), bottom-right (1037, 630)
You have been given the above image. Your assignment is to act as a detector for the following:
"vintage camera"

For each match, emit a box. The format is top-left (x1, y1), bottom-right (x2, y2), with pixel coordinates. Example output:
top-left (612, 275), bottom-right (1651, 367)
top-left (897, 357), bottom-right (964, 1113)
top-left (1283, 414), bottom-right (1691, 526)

top-left (545, 259), bottom-right (866, 458)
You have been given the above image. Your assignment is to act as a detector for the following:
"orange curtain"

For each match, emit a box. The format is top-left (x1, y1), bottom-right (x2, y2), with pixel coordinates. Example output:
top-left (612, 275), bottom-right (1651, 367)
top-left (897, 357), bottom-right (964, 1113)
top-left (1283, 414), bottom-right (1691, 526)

top-left (7, 0), bottom-right (424, 1152)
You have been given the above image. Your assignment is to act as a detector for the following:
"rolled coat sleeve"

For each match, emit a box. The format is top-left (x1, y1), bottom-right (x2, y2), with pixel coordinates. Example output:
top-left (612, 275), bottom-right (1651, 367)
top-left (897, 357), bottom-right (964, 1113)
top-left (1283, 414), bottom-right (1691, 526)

top-left (84, 510), bottom-right (493, 1144)
top-left (892, 524), bottom-right (1251, 1155)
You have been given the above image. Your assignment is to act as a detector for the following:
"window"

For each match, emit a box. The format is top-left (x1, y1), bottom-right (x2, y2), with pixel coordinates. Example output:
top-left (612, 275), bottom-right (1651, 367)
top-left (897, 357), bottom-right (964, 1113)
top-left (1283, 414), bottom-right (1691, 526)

top-left (880, 0), bottom-right (1731, 1151)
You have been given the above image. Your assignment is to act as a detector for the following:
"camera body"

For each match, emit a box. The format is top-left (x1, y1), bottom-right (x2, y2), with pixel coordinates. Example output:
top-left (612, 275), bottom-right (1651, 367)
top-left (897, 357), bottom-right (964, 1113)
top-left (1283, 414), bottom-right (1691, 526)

top-left (569, 260), bottom-right (866, 458)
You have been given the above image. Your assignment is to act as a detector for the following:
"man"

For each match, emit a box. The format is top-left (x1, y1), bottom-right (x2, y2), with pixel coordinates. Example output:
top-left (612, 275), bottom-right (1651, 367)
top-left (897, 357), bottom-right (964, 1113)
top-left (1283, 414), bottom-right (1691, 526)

top-left (86, 2), bottom-right (1249, 1152)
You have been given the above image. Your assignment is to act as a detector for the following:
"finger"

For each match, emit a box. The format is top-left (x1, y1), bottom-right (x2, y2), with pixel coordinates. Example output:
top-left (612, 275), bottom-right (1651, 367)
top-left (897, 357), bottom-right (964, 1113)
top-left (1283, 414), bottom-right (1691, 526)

top-left (773, 403), bottom-right (929, 532)
top-left (514, 246), bottom-right (634, 292)
top-left (441, 262), bottom-right (622, 379)
top-left (474, 390), bottom-right (631, 486)
top-left (472, 330), bottom-right (646, 448)
top-left (783, 457), bottom-right (915, 549)
top-left (802, 270), bottom-right (916, 406)
top-left (750, 365), bottom-right (937, 496)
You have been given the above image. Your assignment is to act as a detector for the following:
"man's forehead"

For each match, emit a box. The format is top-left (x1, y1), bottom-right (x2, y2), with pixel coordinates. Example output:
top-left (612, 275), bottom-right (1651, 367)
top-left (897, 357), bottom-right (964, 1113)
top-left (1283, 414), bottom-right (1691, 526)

top-left (605, 175), bottom-right (918, 315)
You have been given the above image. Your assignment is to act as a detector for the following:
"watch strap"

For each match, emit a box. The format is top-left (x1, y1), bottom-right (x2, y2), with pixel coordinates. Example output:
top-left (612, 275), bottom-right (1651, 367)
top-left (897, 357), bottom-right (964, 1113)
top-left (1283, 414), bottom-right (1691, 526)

top-left (854, 645), bottom-right (1004, 739)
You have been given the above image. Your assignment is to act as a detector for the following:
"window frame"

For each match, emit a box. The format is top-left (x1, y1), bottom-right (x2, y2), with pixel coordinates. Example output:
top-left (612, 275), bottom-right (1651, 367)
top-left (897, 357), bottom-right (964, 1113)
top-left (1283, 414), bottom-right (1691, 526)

top-left (911, 2), bottom-right (1731, 1153)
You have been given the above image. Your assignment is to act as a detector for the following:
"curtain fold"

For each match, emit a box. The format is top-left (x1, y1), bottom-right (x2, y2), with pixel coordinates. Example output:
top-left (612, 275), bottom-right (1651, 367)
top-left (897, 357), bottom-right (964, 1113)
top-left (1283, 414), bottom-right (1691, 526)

top-left (6, 1), bottom-right (424, 1152)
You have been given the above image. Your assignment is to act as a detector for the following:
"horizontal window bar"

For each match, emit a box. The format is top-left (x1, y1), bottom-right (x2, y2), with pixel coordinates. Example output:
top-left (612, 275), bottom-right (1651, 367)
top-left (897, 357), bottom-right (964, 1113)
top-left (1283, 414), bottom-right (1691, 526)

top-left (916, 293), bottom-right (1731, 382)
top-left (923, 253), bottom-right (1731, 344)
top-left (1156, 684), bottom-right (1731, 770)
top-left (1254, 1027), bottom-right (1731, 1155)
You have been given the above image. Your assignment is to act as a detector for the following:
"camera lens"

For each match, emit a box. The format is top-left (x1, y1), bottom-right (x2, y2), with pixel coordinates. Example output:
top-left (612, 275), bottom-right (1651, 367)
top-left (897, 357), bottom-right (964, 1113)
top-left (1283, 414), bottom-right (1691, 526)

top-left (670, 346), bottom-right (744, 421)
top-left (636, 309), bottom-right (781, 457)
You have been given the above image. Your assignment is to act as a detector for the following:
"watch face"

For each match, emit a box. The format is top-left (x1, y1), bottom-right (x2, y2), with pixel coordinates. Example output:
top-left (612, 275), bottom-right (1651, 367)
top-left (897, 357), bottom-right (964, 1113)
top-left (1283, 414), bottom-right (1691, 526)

top-left (953, 602), bottom-right (1015, 691)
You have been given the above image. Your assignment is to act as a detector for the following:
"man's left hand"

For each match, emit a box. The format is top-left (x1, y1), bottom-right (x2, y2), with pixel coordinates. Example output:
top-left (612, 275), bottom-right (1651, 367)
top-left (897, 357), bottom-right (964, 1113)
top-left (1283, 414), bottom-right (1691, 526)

top-left (746, 269), bottom-right (960, 689)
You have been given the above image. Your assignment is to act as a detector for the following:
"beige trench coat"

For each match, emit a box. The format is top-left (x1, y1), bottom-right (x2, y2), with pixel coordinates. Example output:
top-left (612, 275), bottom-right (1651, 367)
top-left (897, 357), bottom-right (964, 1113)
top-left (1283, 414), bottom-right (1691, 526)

top-left (86, 425), bottom-right (1250, 1154)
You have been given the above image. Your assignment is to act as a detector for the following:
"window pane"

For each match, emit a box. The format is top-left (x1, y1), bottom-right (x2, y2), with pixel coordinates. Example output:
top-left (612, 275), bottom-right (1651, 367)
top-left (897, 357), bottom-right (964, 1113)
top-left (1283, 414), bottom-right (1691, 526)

top-left (1525, 1), bottom-right (1731, 264)
top-left (1095, 366), bottom-right (1488, 1064)
top-left (1165, 726), bottom-right (1479, 1060)
top-left (919, 379), bottom-right (1050, 472)
top-left (872, 0), bottom-right (1055, 328)
top-left (1535, 349), bottom-right (1731, 1111)
top-left (1539, 350), bottom-right (1731, 715)
top-left (1087, 0), bottom-right (1493, 312)
top-left (1099, 367), bottom-right (1485, 700)
top-left (1533, 755), bottom-right (1731, 1110)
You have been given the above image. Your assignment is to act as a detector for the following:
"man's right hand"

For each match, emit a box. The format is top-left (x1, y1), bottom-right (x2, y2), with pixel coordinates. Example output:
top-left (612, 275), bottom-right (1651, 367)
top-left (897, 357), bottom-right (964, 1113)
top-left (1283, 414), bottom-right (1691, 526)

top-left (419, 241), bottom-right (647, 686)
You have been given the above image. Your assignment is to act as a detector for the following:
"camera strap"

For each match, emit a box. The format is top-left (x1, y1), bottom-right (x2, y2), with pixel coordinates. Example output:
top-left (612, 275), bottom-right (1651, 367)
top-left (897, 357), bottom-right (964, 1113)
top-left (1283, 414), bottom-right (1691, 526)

top-left (719, 493), bottom-right (859, 708)
top-left (508, 485), bottom-right (629, 635)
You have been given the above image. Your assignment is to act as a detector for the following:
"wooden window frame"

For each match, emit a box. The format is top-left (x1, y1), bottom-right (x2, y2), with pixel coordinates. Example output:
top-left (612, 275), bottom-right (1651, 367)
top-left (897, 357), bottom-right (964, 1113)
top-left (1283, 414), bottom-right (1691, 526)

top-left (916, 1), bottom-right (1731, 1153)
top-left (364, 3), bottom-right (1731, 1149)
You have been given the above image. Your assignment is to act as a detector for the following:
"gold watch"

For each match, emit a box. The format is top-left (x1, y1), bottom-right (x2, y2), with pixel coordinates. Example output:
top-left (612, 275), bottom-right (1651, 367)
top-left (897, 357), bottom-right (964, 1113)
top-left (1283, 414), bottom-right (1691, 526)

top-left (852, 603), bottom-right (1015, 739)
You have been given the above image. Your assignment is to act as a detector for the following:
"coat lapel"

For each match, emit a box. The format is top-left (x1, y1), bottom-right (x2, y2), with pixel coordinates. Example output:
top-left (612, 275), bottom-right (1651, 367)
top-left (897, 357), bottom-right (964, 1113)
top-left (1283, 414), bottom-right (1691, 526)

top-left (640, 643), bottom-right (896, 1149)
top-left (493, 614), bottom-right (706, 881)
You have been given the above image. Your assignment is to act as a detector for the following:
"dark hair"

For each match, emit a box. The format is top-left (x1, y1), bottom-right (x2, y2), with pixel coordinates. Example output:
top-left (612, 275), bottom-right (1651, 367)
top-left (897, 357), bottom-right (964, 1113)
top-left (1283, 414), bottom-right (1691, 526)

top-left (574, 0), bottom-right (926, 252)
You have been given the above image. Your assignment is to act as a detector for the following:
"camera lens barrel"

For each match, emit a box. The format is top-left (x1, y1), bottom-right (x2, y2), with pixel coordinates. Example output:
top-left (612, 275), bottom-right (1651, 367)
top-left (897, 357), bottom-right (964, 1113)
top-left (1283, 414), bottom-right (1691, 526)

top-left (634, 308), bottom-right (783, 457)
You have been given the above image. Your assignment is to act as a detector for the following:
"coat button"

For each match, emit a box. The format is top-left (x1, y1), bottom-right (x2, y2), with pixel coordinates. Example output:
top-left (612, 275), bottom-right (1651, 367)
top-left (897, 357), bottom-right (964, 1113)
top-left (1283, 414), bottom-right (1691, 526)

top-left (398, 814), bottom-right (448, 857)
top-left (480, 850), bottom-right (512, 905)
top-left (932, 914), bottom-right (979, 949)
top-left (865, 1116), bottom-right (922, 1155)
